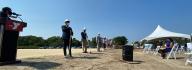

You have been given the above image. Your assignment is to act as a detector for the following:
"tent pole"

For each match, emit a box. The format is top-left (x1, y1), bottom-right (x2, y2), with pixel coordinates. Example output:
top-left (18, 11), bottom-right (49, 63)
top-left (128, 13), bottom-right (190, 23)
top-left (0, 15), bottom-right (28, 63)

top-left (191, 33), bottom-right (192, 42)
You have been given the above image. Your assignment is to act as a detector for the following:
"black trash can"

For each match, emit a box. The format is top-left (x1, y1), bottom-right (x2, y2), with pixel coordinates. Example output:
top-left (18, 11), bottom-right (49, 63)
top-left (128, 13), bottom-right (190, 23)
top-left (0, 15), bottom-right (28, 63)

top-left (122, 45), bottom-right (133, 61)
top-left (0, 19), bottom-right (27, 65)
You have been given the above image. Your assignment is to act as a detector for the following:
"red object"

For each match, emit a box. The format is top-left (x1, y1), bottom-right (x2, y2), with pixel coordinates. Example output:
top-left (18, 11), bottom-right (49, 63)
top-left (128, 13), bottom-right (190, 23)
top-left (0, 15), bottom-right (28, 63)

top-left (5, 20), bottom-right (24, 32)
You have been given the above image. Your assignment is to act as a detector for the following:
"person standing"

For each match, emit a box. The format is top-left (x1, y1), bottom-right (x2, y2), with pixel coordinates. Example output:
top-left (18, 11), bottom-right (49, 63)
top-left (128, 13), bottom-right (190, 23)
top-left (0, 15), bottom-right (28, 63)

top-left (103, 37), bottom-right (107, 50)
top-left (96, 33), bottom-right (102, 52)
top-left (81, 27), bottom-right (88, 53)
top-left (61, 19), bottom-right (73, 57)
top-left (108, 39), bottom-right (113, 49)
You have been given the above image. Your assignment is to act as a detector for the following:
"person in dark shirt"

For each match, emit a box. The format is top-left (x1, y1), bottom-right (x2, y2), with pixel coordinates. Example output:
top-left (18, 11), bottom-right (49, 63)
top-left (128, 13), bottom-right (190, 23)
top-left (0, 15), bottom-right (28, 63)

top-left (61, 19), bottom-right (73, 57)
top-left (81, 27), bottom-right (88, 53)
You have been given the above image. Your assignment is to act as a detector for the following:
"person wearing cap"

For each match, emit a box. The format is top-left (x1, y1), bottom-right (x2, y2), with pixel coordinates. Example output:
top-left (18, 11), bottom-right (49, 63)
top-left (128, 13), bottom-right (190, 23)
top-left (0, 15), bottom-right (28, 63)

top-left (96, 33), bottom-right (102, 52)
top-left (81, 27), bottom-right (88, 53)
top-left (61, 19), bottom-right (73, 57)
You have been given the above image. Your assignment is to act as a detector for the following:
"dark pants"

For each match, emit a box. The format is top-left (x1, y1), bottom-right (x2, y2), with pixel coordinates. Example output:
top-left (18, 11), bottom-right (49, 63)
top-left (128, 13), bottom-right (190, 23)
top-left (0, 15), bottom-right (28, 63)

top-left (158, 48), bottom-right (172, 59)
top-left (63, 39), bottom-right (72, 57)
top-left (103, 43), bottom-right (106, 49)
top-left (158, 49), bottom-right (166, 59)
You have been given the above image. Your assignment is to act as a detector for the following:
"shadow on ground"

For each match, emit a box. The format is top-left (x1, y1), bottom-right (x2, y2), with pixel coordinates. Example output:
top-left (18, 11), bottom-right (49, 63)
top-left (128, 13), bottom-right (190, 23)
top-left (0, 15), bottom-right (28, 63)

top-left (71, 56), bottom-right (100, 59)
top-left (167, 57), bottom-right (185, 60)
top-left (12, 60), bottom-right (62, 70)
top-left (128, 60), bottom-right (145, 64)
top-left (89, 52), bottom-right (104, 54)
top-left (120, 60), bottom-right (144, 64)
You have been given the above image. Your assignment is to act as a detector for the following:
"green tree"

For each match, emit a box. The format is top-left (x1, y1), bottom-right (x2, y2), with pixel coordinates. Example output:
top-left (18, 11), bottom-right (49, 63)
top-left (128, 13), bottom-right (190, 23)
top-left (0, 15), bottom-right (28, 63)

top-left (133, 41), bottom-right (140, 48)
top-left (46, 36), bottom-right (63, 48)
top-left (18, 35), bottom-right (45, 46)
top-left (90, 37), bottom-right (97, 48)
top-left (112, 36), bottom-right (128, 45)
top-left (140, 40), bottom-right (147, 46)
top-left (17, 35), bottom-right (45, 49)
top-left (71, 38), bottom-right (81, 48)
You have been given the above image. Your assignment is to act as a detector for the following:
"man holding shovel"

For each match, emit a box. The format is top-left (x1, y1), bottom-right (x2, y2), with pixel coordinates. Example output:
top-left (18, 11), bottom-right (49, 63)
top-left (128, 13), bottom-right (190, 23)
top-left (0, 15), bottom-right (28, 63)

top-left (61, 19), bottom-right (73, 58)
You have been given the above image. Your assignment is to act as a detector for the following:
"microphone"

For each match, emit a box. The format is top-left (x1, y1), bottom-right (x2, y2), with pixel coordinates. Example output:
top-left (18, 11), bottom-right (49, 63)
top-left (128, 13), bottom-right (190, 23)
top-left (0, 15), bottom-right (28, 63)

top-left (12, 12), bottom-right (22, 16)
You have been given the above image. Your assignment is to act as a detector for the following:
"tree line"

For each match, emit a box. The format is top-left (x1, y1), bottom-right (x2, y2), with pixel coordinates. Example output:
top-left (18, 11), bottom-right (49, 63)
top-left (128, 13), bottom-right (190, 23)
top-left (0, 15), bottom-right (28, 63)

top-left (17, 35), bottom-right (81, 49)
top-left (17, 35), bottom-right (128, 49)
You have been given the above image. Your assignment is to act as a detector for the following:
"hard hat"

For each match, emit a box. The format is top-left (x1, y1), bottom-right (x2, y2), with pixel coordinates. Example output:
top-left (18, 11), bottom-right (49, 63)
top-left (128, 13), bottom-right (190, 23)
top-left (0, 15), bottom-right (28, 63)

top-left (98, 33), bottom-right (100, 35)
top-left (83, 27), bottom-right (86, 30)
top-left (64, 19), bottom-right (70, 23)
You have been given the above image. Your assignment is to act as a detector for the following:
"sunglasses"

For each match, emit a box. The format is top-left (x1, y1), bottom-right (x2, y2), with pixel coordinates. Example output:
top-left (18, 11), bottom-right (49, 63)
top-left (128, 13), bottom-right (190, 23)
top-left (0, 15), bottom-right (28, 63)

top-left (65, 21), bottom-right (70, 23)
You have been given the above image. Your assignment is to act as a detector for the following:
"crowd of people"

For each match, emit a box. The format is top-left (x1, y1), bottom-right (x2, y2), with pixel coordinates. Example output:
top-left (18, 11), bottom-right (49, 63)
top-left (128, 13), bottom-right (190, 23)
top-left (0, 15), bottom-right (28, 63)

top-left (61, 19), bottom-right (113, 58)
top-left (0, 7), bottom-right (114, 58)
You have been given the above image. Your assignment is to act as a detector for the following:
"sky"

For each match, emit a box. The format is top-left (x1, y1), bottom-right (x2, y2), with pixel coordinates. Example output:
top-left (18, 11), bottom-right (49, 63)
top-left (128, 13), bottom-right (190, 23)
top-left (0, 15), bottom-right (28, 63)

top-left (0, 0), bottom-right (192, 42)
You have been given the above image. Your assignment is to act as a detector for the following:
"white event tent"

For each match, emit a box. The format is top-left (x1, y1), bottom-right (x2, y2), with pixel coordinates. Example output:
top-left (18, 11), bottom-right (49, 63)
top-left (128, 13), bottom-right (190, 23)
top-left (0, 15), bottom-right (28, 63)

top-left (142, 25), bottom-right (191, 41)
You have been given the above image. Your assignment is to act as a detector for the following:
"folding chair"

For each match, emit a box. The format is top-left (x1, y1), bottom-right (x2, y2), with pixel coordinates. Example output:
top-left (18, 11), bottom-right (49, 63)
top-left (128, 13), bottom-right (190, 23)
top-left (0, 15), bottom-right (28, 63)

top-left (153, 46), bottom-right (161, 55)
top-left (147, 44), bottom-right (153, 54)
top-left (143, 44), bottom-right (149, 53)
top-left (185, 43), bottom-right (192, 65)
top-left (143, 44), bottom-right (153, 54)
top-left (167, 43), bottom-right (178, 60)
top-left (187, 43), bottom-right (192, 53)
top-left (177, 45), bottom-right (185, 55)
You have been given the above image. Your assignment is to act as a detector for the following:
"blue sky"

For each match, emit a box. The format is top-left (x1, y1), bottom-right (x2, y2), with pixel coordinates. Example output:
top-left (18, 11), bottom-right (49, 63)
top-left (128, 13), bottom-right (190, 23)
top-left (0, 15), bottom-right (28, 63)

top-left (0, 0), bottom-right (192, 42)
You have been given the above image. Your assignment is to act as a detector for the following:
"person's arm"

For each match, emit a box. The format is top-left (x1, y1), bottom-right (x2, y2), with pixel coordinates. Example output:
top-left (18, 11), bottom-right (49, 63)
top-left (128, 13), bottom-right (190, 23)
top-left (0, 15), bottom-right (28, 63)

top-left (81, 32), bottom-right (83, 39)
top-left (0, 13), bottom-right (3, 25)
top-left (0, 17), bottom-right (3, 25)
top-left (96, 36), bottom-right (98, 44)
top-left (61, 25), bottom-right (64, 32)
top-left (70, 27), bottom-right (73, 36)
top-left (86, 33), bottom-right (88, 40)
top-left (61, 25), bottom-right (65, 39)
top-left (0, 16), bottom-right (2, 25)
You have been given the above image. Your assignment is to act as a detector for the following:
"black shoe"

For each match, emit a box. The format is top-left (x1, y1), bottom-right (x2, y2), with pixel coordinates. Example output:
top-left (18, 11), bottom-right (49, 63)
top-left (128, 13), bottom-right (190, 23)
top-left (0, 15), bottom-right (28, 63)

top-left (64, 56), bottom-right (68, 59)
top-left (64, 55), bottom-right (72, 59)
top-left (69, 55), bottom-right (73, 58)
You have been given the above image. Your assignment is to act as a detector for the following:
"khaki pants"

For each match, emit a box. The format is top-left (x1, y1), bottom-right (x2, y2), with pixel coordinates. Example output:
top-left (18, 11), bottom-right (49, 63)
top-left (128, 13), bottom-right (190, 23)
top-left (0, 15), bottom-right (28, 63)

top-left (82, 39), bottom-right (88, 52)
top-left (97, 43), bottom-right (102, 52)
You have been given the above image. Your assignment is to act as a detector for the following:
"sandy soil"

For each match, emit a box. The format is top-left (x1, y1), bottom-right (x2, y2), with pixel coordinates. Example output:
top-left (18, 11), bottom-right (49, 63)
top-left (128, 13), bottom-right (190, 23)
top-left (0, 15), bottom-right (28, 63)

top-left (17, 49), bottom-right (97, 59)
top-left (0, 49), bottom-right (191, 70)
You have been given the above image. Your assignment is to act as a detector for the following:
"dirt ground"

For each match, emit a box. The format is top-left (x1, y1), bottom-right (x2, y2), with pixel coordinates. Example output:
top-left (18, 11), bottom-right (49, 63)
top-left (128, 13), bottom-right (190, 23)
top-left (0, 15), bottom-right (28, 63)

top-left (17, 49), bottom-right (97, 59)
top-left (0, 49), bottom-right (192, 70)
